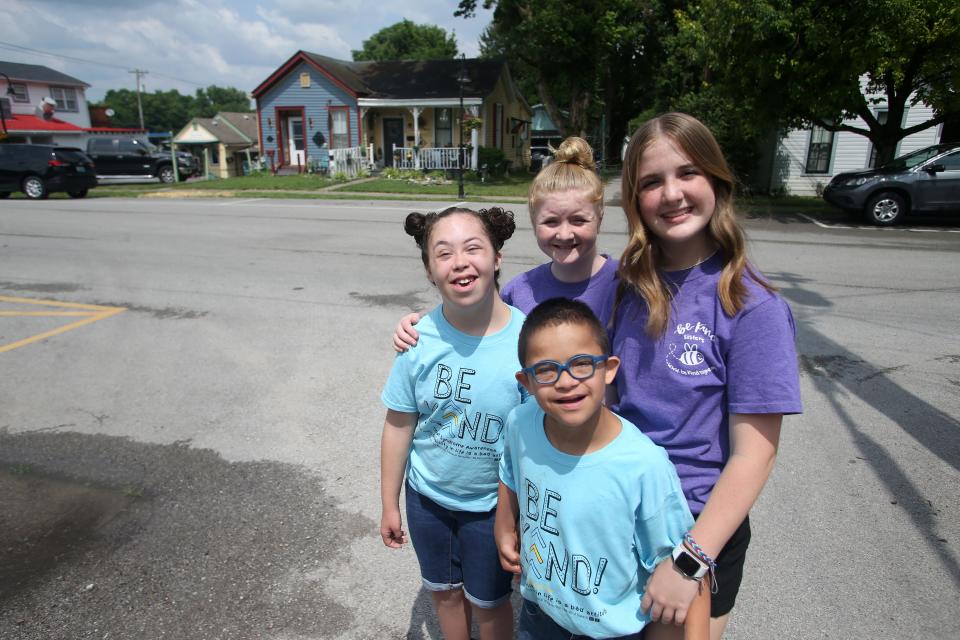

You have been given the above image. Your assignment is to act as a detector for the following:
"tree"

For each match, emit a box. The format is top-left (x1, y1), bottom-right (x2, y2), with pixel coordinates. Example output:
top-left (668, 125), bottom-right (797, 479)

top-left (95, 86), bottom-right (251, 132)
top-left (352, 20), bottom-right (458, 61)
top-left (670, 0), bottom-right (960, 166)
top-left (460, 0), bottom-right (655, 161)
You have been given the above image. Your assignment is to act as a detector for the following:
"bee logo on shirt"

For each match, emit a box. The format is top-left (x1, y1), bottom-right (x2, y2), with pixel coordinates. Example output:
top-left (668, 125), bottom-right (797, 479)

top-left (675, 343), bottom-right (704, 366)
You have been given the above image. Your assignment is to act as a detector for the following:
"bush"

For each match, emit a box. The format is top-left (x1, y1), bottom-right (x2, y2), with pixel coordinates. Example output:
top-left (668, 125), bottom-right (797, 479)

top-left (477, 146), bottom-right (510, 177)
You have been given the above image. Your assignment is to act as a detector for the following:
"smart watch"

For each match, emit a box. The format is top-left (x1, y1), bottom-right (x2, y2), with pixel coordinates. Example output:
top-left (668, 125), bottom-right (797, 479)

top-left (672, 542), bottom-right (708, 580)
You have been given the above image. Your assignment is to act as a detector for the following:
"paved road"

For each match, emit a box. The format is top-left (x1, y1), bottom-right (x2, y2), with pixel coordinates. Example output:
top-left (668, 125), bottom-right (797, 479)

top-left (1, 196), bottom-right (958, 639)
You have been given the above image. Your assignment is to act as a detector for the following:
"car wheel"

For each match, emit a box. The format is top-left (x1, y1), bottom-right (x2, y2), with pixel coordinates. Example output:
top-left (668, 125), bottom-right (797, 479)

top-left (0, 192), bottom-right (10, 199)
top-left (158, 165), bottom-right (176, 184)
top-left (67, 189), bottom-right (89, 198)
top-left (864, 191), bottom-right (907, 226)
top-left (22, 175), bottom-right (49, 200)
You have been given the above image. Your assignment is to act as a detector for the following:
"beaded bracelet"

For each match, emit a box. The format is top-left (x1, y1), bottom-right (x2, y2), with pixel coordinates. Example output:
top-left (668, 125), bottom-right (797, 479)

top-left (683, 532), bottom-right (719, 594)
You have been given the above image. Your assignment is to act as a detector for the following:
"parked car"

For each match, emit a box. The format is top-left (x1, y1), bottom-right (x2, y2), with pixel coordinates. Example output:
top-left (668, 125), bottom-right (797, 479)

top-left (0, 144), bottom-right (97, 200)
top-left (86, 137), bottom-right (193, 184)
top-left (823, 143), bottom-right (960, 225)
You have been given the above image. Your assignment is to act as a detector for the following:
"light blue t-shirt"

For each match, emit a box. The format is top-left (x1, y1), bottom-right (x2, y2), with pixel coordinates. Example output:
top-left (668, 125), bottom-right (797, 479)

top-left (500, 401), bottom-right (694, 638)
top-left (382, 304), bottom-right (526, 512)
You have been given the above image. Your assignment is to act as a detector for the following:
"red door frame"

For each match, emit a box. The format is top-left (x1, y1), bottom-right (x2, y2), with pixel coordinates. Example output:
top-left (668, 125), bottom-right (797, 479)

top-left (274, 106), bottom-right (306, 166)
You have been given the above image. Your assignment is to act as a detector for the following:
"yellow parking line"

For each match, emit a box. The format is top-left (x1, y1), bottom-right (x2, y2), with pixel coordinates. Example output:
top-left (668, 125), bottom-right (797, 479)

top-left (0, 311), bottom-right (96, 317)
top-left (0, 295), bottom-right (126, 354)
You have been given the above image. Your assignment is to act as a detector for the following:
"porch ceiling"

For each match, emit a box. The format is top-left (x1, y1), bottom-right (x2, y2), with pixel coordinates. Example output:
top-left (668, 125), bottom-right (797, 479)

top-left (357, 98), bottom-right (483, 108)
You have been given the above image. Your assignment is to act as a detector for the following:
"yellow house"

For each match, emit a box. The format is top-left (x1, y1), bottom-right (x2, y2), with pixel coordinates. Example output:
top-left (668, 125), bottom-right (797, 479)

top-left (251, 51), bottom-right (532, 172)
top-left (173, 112), bottom-right (259, 179)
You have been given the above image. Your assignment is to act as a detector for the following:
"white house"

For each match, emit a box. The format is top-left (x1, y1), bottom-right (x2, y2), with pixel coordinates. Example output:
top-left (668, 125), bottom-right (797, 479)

top-left (0, 60), bottom-right (92, 145)
top-left (754, 78), bottom-right (945, 196)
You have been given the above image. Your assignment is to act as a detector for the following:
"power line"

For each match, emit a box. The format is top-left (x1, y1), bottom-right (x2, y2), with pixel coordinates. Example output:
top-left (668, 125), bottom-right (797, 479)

top-left (0, 40), bottom-right (207, 87)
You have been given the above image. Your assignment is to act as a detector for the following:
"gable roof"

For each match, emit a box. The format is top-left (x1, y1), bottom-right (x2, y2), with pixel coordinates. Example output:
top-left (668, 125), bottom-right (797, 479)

top-left (216, 112), bottom-right (258, 142)
top-left (251, 51), bottom-right (510, 101)
top-left (0, 61), bottom-right (89, 87)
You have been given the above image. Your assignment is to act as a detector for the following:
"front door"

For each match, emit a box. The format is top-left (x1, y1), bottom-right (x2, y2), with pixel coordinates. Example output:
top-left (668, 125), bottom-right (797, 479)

top-left (287, 117), bottom-right (305, 167)
top-left (383, 117), bottom-right (404, 167)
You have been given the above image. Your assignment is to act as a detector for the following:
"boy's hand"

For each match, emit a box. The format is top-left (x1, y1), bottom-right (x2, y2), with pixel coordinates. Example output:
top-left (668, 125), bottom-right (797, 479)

top-left (393, 313), bottom-right (421, 353)
top-left (641, 558), bottom-right (701, 625)
top-left (380, 507), bottom-right (406, 548)
top-left (496, 528), bottom-right (521, 574)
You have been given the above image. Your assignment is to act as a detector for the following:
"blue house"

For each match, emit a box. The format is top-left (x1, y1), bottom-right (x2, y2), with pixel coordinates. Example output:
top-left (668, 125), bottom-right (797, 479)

top-left (251, 50), bottom-right (531, 173)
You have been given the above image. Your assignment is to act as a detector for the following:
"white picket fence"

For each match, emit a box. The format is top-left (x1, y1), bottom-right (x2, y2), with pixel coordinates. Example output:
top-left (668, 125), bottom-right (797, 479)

top-left (392, 145), bottom-right (473, 170)
top-left (328, 145), bottom-right (374, 177)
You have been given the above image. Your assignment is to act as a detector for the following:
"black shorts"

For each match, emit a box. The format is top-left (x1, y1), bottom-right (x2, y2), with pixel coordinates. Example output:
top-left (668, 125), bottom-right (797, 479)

top-left (701, 515), bottom-right (751, 617)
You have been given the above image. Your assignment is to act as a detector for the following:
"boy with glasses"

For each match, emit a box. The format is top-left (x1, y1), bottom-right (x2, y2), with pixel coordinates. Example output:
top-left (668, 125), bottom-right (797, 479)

top-left (496, 298), bottom-right (706, 639)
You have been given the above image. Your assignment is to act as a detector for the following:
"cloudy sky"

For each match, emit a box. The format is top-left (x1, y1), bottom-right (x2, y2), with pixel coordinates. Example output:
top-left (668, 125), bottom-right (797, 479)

top-left (0, 0), bottom-right (494, 102)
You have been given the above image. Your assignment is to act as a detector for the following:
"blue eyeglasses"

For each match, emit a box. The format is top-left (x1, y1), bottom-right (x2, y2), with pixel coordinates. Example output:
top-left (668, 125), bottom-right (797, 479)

top-left (521, 354), bottom-right (608, 385)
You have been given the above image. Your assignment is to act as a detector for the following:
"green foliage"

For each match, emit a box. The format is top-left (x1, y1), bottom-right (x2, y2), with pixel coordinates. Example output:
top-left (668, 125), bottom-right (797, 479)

top-left (461, 0), bottom-right (657, 162)
top-left (94, 85), bottom-right (251, 132)
top-left (666, 0), bottom-right (960, 166)
top-left (352, 20), bottom-right (458, 61)
top-left (477, 146), bottom-right (507, 173)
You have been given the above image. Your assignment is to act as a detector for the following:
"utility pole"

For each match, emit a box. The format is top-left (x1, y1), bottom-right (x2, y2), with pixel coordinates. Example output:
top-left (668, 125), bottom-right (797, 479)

top-left (129, 69), bottom-right (147, 130)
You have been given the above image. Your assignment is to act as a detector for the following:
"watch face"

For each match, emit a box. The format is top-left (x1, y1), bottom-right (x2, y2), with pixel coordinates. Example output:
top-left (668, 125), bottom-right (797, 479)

top-left (674, 551), bottom-right (703, 577)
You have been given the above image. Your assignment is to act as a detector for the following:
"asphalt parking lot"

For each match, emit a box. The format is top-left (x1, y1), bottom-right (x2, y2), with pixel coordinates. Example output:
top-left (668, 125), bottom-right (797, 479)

top-left (1, 196), bottom-right (958, 639)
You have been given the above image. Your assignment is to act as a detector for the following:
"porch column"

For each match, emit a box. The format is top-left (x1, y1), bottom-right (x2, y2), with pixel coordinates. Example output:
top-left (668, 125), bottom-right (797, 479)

top-left (471, 129), bottom-right (479, 170)
top-left (408, 107), bottom-right (422, 169)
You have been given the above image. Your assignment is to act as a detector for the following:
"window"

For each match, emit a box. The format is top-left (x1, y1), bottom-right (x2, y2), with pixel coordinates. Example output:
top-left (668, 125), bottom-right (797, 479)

top-left (331, 108), bottom-right (349, 148)
top-left (804, 126), bottom-right (834, 174)
top-left (119, 139), bottom-right (148, 154)
top-left (88, 138), bottom-right (115, 153)
top-left (9, 83), bottom-right (29, 103)
top-left (867, 110), bottom-right (889, 168)
top-left (434, 108), bottom-right (453, 147)
top-left (937, 151), bottom-right (960, 171)
top-left (50, 86), bottom-right (78, 112)
top-left (299, 72), bottom-right (311, 88)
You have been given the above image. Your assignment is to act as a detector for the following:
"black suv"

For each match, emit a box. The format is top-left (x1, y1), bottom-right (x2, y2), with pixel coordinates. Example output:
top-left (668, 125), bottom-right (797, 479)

top-left (87, 137), bottom-right (192, 183)
top-left (823, 143), bottom-right (960, 225)
top-left (0, 144), bottom-right (97, 199)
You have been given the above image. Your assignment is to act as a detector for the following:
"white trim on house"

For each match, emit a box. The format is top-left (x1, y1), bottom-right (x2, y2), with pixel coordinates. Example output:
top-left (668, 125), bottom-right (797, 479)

top-left (357, 98), bottom-right (483, 108)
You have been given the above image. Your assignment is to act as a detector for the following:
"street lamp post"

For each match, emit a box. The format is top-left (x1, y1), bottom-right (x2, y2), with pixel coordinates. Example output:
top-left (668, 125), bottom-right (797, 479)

top-left (0, 72), bottom-right (18, 135)
top-left (456, 54), bottom-right (469, 200)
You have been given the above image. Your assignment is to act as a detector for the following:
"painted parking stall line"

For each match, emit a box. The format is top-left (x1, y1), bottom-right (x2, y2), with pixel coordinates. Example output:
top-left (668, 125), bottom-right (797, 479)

top-left (797, 213), bottom-right (960, 233)
top-left (0, 296), bottom-right (126, 354)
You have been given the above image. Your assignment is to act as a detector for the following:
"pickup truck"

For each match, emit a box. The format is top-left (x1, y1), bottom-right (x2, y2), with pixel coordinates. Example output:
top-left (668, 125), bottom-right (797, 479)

top-left (86, 137), bottom-right (194, 183)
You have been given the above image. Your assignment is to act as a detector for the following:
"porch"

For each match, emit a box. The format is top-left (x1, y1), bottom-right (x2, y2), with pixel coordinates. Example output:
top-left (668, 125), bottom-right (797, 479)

top-left (358, 99), bottom-right (482, 171)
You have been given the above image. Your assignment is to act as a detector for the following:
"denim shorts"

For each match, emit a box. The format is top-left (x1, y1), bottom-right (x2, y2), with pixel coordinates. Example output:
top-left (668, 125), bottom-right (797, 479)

top-left (517, 598), bottom-right (643, 640)
top-left (404, 482), bottom-right (513, 608)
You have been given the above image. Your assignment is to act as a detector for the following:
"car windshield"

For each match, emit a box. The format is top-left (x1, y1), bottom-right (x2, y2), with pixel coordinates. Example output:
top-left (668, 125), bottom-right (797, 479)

top-left (881, 145), bottom-right (953, 171)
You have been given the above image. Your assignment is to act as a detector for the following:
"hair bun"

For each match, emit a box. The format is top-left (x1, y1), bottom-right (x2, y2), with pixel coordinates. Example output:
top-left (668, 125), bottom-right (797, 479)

top-left (404, 212), bottom-right (430, 246)
top-left (553, 137), bottom-right (595, 171)
top-left (479, 207), bottom-right (516, 247)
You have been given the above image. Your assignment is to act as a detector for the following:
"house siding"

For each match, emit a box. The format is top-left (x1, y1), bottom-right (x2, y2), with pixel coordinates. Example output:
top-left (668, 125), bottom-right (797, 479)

top-left (481, 71), bottom-right (530, 168)
top-left (256, 62), bottom-right (359, 167)
top-left (764, 81), bottom-right (940, 196)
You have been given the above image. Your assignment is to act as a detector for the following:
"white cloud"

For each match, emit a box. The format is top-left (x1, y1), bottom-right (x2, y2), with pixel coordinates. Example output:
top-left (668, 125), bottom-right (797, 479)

top-left (0, 0), bottom-right (493, 101)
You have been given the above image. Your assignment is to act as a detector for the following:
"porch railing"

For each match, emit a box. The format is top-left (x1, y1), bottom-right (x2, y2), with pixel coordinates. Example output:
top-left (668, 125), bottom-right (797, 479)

top-left (392, 146), bottom-right (473, 171)
top-left (329, 145), bottom-right (374, 177)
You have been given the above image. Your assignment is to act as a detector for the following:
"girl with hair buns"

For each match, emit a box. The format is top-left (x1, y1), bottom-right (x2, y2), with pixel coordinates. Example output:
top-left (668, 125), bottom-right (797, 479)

top-left (393, 137), bottom-right (618, 350)
top-left (380, 206), bottom-right (523, 640)
top-left (614, 113), bottom-right (802, 639)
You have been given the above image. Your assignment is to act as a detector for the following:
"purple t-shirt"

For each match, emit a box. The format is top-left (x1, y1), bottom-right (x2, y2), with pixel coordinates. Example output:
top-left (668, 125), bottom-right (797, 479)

top-left (610, 254), bottom-right (802, 514)
top-left (501, 256), bottom-right (619, 325)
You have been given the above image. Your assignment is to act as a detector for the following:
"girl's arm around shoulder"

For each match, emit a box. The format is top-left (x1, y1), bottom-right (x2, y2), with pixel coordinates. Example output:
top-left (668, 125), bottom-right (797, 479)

top-left (379, 409), bottom-right (417, 548)
top-left (392, 312), bottom-right (422, 353)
